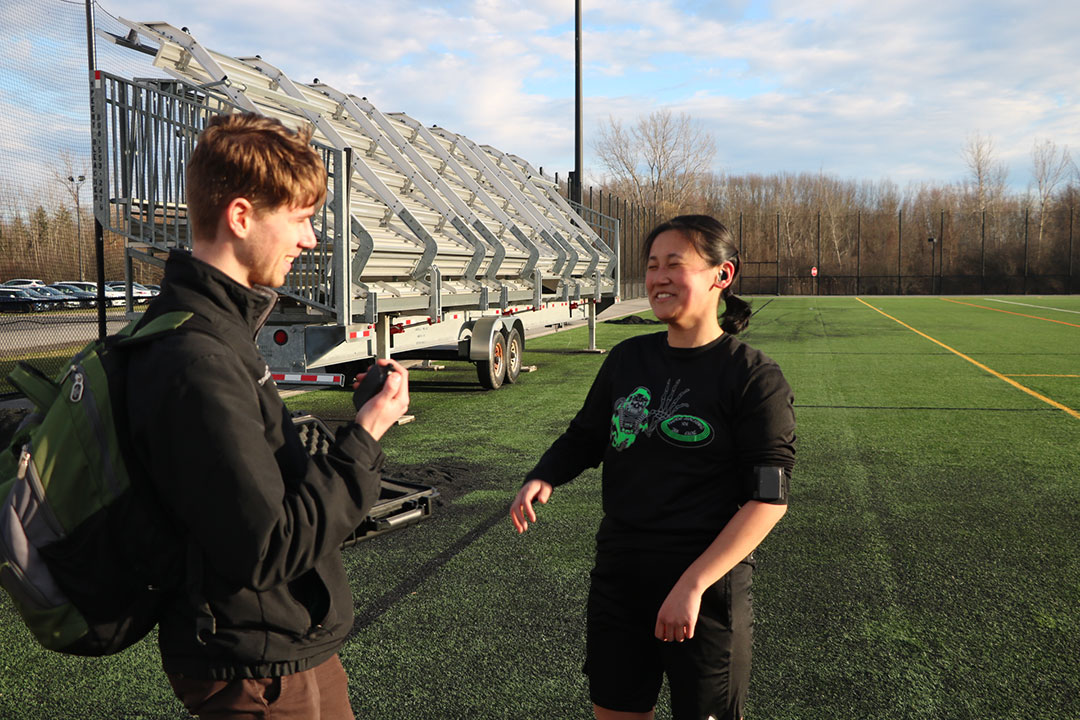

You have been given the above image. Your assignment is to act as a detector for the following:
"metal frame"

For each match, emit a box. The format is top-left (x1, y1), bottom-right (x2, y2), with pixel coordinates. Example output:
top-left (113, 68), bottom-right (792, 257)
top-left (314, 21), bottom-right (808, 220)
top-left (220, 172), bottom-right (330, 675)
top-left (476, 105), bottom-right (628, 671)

top-left (96, 19), bottom-right (619, 377)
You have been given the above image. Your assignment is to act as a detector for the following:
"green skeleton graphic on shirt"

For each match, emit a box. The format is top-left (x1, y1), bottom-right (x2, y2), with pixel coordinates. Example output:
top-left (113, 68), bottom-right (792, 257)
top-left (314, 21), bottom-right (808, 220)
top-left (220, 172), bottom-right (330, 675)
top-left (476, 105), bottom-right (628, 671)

top-left (610, 387), bottom-right (651, 450)
top-left (610, 378), bottom-right (713, 450)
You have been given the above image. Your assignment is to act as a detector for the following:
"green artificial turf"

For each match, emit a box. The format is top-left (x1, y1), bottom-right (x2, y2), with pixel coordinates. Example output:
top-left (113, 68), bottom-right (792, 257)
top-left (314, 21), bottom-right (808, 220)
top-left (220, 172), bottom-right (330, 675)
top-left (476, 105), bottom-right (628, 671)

top-left (1, 297), bottom-right (1077, 719)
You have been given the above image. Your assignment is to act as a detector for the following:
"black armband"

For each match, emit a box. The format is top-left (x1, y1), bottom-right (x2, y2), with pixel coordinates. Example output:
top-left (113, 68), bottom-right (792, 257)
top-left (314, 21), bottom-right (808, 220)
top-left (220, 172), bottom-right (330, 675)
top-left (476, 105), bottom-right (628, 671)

top-left (750, 466), bottom-right (789, 503)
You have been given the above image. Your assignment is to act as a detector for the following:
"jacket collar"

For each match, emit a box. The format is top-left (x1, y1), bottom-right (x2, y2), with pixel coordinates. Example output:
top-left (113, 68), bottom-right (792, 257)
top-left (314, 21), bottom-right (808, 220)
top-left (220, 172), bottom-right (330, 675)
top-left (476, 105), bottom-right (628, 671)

top-left (160, 249), bottom-right (277, 339)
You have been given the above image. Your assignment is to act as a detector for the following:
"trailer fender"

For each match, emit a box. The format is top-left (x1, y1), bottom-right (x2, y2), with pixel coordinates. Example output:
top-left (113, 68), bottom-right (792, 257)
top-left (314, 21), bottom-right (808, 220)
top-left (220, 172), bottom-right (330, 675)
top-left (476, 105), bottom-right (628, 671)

top-left (510, 318), bottom-right (525, 351)
top-left (468, 315), bottom-right (508, 363)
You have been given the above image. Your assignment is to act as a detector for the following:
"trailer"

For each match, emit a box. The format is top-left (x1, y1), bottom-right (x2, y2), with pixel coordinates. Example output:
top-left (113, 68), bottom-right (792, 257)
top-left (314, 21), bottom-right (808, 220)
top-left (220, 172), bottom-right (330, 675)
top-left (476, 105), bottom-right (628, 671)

top-left (94, 21), bottom-right (620, 390)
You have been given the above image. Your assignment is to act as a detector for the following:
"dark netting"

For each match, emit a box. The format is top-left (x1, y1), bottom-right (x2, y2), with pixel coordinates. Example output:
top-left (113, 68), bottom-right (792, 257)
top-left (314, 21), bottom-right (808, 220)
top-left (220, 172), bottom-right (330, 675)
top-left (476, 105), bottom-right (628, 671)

top-left (0, 1), bottom-right (165, 395)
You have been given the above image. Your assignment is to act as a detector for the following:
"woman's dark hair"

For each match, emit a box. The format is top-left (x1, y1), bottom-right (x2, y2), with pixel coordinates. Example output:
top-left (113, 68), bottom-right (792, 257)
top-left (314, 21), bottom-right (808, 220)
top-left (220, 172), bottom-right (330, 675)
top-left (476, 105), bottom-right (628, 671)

top-left (643, 214), bottom-right (752, 334)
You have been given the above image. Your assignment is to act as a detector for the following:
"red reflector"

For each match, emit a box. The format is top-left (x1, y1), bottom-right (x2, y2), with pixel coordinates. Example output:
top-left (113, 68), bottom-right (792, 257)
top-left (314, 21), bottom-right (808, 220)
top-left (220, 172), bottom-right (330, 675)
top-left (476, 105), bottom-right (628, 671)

top-left (273, 330), bottom-right (288, 345)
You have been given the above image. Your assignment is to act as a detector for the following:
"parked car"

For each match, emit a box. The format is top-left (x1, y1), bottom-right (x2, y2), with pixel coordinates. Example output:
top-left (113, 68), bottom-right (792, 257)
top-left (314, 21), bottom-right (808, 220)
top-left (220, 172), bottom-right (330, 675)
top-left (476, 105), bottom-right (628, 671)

top-left (50, 283), bottom-right (99, 309)
top-left (58, 280), bottom-right (125, 307)
top-left (58, 280), bottom-right (97, 293)
top-left (25, 285), bottom-right (75, 309)
top-left (105, 281), bottom-right (154, 304)
top-left (137, 282), bottom-right (160, 297)
top-left (0, 287), bottom-right (45, 312)
top-left (3, 278), bottom-right (46, 289)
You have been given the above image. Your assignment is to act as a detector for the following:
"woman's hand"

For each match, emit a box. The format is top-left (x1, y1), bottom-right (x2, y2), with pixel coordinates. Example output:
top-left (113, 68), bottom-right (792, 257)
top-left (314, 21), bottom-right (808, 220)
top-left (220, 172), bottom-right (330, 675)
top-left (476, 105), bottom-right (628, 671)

top-left (655, 580), bottom-right (703, 642)
top-left (354, 359), bottom-right (410, 441)
top-left (509, 479), bottom-right (553, 533)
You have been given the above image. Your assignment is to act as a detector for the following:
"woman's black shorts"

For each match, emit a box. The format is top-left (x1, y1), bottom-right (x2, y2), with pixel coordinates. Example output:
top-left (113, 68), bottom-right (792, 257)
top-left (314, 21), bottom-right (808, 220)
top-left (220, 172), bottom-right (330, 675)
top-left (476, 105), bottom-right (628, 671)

top-left (584, 551), bottom-right (754, 720)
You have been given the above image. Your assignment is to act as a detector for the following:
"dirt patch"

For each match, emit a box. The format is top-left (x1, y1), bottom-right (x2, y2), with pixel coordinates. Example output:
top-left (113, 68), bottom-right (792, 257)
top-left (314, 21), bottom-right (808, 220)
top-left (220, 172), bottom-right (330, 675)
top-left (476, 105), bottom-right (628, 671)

top-left (605, 315), bottom-right (661, 325)
top-left (382, 460), bottom-right (493, 506)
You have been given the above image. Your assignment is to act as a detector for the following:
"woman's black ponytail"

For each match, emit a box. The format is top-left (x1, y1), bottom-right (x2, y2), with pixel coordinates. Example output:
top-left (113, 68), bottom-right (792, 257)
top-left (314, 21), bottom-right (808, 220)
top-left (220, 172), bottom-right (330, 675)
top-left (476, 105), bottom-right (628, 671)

top-left (720, 291), bottom-right (751, 335)
top-left (643, 214), bottom-right (753, 334)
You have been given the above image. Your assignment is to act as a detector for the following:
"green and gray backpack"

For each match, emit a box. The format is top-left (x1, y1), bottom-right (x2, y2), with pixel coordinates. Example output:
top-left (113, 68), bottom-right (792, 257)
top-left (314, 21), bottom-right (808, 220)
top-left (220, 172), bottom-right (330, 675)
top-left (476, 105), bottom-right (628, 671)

top-left (0, 311), bottom-right (192, 656)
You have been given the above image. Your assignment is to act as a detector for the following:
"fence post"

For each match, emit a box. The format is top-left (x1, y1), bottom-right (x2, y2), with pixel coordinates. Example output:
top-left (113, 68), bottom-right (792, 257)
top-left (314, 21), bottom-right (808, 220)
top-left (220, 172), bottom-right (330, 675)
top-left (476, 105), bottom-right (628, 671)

top-left (938, 209), bottom-right (945, 294)
top-left (897, 209), bottom-right (903, 294)
top-left (980, 210), bottom-right (986, 293)
top-left (1070, 205), bottom-right (1075, 293)
top-left (816, 211), bottom-right (821, 296)
top-left (738, 212), bottom-right (744, 295)
top-left (856, 211), bottom-right (861, 295)
top-left (1023, 206), bottom-right (1029, 294)
top-left (775, 212), bottom-right (780, 295)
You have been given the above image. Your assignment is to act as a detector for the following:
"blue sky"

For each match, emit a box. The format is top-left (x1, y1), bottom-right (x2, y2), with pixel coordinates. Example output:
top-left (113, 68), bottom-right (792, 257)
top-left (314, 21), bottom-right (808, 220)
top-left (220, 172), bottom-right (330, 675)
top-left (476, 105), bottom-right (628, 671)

top-left (4, 0), bottom-right (1080, 202)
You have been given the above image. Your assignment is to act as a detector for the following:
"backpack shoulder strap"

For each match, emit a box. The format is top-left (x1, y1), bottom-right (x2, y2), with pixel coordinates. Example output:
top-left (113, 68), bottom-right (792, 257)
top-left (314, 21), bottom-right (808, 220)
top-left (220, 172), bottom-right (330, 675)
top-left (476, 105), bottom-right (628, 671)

top-left (114, 311), bottom-right (195, 347)
top-left (7, 361), bottom-right (61, 410)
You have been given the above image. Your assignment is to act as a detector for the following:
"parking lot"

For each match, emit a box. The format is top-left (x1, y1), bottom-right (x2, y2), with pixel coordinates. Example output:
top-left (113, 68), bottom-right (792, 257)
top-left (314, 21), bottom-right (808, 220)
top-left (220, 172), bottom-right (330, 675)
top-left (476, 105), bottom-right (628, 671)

top-left (0, 310), bottom-right (128, 354)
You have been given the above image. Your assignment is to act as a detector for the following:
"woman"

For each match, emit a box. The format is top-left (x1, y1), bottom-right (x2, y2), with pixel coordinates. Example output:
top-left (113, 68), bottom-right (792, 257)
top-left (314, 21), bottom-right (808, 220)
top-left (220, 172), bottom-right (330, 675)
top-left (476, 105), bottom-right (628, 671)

top-left (510, 215), bottom-right (795, 720)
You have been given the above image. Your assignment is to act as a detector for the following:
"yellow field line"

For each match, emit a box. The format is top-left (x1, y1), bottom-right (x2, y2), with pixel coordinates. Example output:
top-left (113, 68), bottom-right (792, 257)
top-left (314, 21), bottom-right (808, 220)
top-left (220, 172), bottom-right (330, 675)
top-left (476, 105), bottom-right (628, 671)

top-left (941, 297), bottom-right (1080, 328)
top-left (854, 297), bottom-right (1080, 420)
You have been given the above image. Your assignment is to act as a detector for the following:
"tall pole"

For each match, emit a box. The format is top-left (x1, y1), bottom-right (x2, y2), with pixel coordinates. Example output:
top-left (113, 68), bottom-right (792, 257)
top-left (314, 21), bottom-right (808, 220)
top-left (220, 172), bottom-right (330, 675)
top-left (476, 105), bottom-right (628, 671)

top-left (856, 211), bottom-right (861, 295)
top-left (68, 175), bottom-right (86, 281)
top-left (1023, 207), bottom-right (1029, 294)
top-left (939, 209), bottom-right (945, 294)
top-left (980, 210), bottom-right (986, 294)
top-left (572, 0), bottom-right (583, 206)
top-left (85, 0), bottom-right (106, 338)
top-left (897, 210), bottom-right (903, 294)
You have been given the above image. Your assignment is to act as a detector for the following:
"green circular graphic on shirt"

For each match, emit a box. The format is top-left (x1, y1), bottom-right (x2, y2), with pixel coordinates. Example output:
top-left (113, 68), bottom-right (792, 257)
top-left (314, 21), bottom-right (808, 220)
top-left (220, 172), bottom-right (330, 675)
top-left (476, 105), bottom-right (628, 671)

top-left (659, 414), bottom-right (713, 445)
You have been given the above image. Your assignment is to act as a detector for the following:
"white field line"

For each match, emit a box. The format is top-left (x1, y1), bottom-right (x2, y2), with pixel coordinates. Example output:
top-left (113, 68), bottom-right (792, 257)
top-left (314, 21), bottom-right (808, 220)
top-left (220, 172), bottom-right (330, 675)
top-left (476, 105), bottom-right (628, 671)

top-left (984, 298), bottom-right (1080, 315)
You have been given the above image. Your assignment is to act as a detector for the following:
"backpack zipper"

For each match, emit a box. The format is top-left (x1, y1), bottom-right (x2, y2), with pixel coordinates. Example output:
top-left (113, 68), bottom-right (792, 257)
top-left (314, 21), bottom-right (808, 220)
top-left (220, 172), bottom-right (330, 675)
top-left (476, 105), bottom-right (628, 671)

top-left (69, 371), bottom-right (85, 403)
top-left (71, 362), bottom-right (123, 499)
top-left (18, 445), bottom-right (66, 540)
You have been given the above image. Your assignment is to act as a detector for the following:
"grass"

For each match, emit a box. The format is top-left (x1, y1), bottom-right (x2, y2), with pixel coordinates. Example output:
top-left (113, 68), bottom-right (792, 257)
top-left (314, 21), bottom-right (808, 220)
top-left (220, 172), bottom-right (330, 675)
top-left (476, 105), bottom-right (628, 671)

top-left (1, 296), bottom-right (1078, 719)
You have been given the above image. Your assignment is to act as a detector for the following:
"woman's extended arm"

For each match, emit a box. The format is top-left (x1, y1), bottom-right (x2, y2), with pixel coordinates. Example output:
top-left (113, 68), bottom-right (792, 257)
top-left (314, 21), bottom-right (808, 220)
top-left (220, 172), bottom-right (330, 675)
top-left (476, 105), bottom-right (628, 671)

top-left (654, 500), bottom-right (787, 642)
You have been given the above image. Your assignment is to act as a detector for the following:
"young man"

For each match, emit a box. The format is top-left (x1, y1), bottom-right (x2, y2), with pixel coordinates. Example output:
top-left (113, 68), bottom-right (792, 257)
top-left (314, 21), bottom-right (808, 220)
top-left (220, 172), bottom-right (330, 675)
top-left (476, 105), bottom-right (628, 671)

top-left (125, 113), bottom-right (408, 719)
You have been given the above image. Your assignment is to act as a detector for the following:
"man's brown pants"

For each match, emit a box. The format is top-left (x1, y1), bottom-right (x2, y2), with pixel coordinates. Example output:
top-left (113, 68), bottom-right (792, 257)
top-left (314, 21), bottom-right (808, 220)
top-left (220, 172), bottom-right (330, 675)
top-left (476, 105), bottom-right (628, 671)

top-left (168, 654), bottom-right (355, 719)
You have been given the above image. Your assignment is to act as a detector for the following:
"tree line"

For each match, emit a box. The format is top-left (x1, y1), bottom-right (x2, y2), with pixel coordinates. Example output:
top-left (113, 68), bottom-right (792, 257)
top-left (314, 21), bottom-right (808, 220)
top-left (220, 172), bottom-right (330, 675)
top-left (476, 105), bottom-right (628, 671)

top-left (0, 201), bottom-right (146, 285)
top-left (578, 111), bottom-right (1077, 295)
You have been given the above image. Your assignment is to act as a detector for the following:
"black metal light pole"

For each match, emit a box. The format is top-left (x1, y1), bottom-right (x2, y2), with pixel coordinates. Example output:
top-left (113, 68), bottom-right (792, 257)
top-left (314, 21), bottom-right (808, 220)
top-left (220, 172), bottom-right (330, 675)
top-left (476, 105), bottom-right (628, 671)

top-left (67, 175), bottom-right (86, 281)
top-left (571, 0), bottom-right (583, 206)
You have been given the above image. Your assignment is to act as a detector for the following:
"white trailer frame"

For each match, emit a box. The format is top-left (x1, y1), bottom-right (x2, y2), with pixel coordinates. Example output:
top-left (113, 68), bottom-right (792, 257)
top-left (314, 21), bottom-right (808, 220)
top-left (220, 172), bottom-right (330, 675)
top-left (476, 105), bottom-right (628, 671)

top-left (95, 21), bottom-right (619, 389)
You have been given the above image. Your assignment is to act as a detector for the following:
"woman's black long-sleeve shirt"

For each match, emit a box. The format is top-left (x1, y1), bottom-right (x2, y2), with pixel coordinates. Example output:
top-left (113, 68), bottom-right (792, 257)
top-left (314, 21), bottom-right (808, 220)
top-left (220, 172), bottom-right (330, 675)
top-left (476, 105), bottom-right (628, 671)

top-left (528, 331), bottom-right (795, 556)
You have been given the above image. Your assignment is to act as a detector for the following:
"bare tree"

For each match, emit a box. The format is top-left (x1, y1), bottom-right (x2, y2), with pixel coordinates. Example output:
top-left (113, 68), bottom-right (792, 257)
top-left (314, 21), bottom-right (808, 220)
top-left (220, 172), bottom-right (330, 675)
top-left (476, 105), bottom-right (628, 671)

top-left (961, 132), bottom-right (1008, 212)
top-left (593, 109), bottom-right (716, 217)
top-left (1028, 138), bottom-right (1071, 263)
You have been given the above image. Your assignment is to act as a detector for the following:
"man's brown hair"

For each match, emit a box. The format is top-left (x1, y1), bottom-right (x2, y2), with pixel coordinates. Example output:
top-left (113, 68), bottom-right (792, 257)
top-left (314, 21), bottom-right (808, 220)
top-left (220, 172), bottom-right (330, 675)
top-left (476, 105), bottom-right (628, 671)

top-left (186, 113), bottom-right (327, 241)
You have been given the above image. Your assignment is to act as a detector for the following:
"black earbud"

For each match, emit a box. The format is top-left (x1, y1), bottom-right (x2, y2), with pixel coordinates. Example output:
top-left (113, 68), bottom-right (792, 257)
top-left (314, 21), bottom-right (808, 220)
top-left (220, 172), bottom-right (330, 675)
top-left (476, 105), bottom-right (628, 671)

top-left (719, 270), bottom-right (729, 283)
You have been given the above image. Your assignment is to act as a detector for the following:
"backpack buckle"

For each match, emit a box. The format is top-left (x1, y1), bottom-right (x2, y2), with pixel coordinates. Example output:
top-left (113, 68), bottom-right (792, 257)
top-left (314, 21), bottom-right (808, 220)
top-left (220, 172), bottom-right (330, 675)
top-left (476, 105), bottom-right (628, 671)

top-left (69, 373), bottom-right (85, 403)
top-left (16, 446), bottom-right (30, 481)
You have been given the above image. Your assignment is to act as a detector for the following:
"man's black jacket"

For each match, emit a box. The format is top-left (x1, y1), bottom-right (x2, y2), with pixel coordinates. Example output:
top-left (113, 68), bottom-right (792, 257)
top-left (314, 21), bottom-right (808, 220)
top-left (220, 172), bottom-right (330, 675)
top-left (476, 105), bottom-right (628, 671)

top-left (126, 250), bottom-right (383, 680)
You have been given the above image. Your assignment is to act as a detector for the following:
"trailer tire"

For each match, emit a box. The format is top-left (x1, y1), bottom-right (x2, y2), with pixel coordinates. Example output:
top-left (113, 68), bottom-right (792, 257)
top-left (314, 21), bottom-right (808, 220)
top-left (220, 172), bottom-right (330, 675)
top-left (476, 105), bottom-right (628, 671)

top-left (504, 328), bottom-right (523, 384)
top-left (476, 333), bottom-right (507, 390)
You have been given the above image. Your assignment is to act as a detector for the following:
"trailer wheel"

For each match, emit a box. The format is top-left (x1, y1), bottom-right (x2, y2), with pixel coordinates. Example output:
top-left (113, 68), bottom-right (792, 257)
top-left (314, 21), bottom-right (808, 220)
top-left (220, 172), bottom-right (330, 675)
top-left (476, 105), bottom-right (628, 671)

top-left (504, 328), bottom-right (523, 384)
top-left (328, 358), bottom-right (374, 388)
top-left (476, 333), bottom-right (507, 390)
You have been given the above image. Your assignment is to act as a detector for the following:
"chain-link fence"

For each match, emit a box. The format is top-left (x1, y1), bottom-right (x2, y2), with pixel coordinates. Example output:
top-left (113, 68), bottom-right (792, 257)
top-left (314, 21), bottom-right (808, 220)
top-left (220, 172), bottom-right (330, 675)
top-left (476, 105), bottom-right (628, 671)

top-left (0, 1), bottom-right (171, 395)
top-left (4, 2), bottom-right (1078, 397)
top-left (563, 183), bottom-right (1077, 302)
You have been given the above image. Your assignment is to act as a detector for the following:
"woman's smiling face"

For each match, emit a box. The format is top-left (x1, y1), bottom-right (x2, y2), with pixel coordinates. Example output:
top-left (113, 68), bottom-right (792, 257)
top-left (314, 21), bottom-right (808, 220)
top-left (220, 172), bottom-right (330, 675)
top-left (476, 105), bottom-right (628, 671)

top-left (645, 229), bottom-right (722, 329)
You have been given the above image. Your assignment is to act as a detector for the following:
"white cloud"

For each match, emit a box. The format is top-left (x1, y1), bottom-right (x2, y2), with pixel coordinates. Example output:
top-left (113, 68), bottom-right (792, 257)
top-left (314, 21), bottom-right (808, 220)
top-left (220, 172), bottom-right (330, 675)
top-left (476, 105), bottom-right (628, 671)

top-left (4, 0), bottom-right (1080, 206)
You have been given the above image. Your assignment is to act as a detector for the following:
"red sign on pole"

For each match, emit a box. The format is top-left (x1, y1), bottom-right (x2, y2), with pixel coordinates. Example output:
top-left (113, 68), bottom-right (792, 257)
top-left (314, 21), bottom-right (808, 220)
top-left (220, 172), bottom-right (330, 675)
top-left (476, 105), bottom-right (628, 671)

top-left (811, 266), bottom-right (818, 277)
